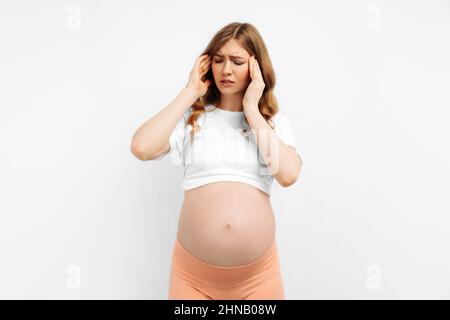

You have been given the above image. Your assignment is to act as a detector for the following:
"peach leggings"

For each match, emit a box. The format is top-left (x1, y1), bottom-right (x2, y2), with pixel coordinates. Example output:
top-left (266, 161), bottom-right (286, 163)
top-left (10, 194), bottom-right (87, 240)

top-left (168, 236), bottom-right (285, 300)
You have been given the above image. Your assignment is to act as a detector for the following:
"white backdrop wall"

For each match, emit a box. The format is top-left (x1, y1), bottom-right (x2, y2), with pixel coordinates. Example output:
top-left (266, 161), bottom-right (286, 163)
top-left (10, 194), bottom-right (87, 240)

top-left (1, 0), bottom-right (449, 299)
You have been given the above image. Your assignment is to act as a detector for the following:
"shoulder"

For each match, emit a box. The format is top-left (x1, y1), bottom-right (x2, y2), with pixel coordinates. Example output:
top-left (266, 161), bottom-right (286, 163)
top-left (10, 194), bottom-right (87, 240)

top-left (180, 107), bottom-right (195, 126)
top-left (184, 105), bottom-right (214, 118)
top-left (184, 107), bottom-right (194, 118)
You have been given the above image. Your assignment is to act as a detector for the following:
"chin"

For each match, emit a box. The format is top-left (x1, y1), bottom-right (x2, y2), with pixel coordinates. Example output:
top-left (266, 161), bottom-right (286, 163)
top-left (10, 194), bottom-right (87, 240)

top-left (218, 85), bottom-right (241, 93)
top-left (221, 89), bottom-right (241, 96)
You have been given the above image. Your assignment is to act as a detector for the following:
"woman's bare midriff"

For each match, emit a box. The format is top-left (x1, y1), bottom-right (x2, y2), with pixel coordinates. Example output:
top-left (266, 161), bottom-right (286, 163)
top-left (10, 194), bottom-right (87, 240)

top-left (176, 181), bottom-right (276, 267)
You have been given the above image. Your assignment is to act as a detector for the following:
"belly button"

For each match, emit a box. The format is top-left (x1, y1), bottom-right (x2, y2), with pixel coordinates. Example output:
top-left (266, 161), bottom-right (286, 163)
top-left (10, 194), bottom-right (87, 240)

top-left (225, 223), bottom-right (232, 229)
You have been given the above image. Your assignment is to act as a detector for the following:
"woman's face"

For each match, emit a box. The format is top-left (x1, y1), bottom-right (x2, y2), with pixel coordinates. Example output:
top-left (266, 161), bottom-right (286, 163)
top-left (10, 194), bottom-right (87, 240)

top-left (211, 39), bottom-right (252, 94)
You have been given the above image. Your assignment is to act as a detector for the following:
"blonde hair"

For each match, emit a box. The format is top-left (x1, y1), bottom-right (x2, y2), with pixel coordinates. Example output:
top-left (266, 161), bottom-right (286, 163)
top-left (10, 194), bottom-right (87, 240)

top-left (186, 22), bottom-right (279, 143)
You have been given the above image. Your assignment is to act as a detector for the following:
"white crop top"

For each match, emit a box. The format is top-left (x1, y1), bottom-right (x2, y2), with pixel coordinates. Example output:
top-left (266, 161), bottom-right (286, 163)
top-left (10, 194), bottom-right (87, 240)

top-left (155, 104), bottom-right (301, 197)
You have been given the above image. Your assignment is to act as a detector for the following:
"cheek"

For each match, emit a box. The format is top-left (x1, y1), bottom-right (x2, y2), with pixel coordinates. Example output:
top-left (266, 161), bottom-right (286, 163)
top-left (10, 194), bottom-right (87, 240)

top-left (237, 67), bottom-right (250, 82)
top-left (212, 64), bottom-right (223, 78)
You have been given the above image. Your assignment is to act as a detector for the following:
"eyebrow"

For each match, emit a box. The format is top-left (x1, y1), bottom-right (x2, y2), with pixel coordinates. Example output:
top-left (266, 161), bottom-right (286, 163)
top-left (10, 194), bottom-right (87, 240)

top-left (214, 53), bottom-right (245, 59)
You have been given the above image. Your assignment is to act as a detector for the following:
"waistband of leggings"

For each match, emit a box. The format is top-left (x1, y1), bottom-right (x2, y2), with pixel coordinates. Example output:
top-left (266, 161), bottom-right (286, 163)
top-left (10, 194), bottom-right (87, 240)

top-left (172, 236), bottom-right (278, 287)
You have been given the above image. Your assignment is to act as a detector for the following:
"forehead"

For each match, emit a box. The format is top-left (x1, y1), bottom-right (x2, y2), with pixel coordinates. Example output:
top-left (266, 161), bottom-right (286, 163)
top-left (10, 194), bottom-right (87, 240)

top-left (215, 41), bottom-right (249, 58)
top-left (214, 50), bottom-right (248, 58)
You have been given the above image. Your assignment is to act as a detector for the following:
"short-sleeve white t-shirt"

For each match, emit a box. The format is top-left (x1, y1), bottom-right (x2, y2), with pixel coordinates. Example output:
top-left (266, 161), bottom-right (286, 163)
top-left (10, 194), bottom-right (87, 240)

top-left (155, 104), bottom-right (301, 196)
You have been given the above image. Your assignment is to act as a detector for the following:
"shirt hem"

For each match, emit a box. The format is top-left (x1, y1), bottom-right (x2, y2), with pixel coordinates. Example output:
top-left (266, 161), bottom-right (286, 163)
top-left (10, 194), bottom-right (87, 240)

top-left (182, 175), bottom-right (272, 197)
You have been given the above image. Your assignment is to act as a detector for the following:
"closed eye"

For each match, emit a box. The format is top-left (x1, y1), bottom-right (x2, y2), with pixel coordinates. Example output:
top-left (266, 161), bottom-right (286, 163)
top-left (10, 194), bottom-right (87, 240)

top-left (214, 59), bottom-right (243, 65)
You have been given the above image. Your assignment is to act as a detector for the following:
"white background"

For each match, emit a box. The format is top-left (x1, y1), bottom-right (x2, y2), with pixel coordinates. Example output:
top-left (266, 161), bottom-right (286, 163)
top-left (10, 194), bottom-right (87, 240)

top-left (1, 0), bottom-right (449, 299)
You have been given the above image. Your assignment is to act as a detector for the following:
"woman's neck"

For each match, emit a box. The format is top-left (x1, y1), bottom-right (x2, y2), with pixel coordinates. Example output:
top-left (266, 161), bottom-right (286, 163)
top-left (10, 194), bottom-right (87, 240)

top-left (217, 94), bottom-right (244, 112)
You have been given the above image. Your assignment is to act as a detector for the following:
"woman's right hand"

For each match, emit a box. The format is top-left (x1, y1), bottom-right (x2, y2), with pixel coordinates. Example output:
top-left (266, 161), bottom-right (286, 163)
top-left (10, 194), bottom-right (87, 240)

top-left (186, 54), bottom-right (212, 97)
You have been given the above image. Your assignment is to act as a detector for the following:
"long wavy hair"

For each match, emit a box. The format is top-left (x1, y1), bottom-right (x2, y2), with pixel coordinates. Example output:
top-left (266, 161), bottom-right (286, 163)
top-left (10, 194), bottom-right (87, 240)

top-left (186, 22), bottom-right (279, 142)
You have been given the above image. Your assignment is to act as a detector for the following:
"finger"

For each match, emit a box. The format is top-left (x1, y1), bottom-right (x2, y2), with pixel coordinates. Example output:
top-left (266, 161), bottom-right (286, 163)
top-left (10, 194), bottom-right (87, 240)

top-left (197, 64), bottom-right (209, 76)
top-left (196, 54), bottom-right (209, 67)
top-left (200, 60), bottom-right (211, 72)
top-left (199, 54), bottom-right (209, 62)
top-left (200, 67), bottom-right (209, 76)
top-left (255, 59), bottom-right (262, 74)
top-left (200, 61), bottom-right (211, 72)
top-left (199, 56), bottom-right (211, 68)
top-left (201, 56), bottom-right (211, 65)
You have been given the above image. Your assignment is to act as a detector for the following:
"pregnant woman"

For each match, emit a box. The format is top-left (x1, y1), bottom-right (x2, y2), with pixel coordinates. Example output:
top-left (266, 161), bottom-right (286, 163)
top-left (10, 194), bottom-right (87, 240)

top-left (131, 22), bottom-right (303, 300)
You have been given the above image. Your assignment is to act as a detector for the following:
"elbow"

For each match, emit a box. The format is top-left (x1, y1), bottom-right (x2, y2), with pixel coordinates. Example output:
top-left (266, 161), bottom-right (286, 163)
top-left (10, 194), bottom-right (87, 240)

top-left (279, 164), bottom-right (302, 188)
top-left (130, 140), bottom-right (149, 161)
top-left (279, 174), bottom-right (298, 188)
top-left (131, 140), bottom-right (164, 161)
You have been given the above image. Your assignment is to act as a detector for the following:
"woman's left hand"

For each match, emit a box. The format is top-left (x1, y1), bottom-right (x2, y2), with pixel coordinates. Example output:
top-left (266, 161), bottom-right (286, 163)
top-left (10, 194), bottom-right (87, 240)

top-left (242, 56), bottom-right (265, 112)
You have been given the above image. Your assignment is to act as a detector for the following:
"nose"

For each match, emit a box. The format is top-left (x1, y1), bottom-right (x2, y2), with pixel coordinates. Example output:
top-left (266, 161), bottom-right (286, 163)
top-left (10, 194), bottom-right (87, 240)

top-left (221, 60), bottom-right (232, 75)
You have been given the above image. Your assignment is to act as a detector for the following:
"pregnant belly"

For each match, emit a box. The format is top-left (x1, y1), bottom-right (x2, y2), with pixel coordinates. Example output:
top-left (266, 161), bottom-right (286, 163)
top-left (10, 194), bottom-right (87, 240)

top-left (177, 181), bottom-right (276, 267)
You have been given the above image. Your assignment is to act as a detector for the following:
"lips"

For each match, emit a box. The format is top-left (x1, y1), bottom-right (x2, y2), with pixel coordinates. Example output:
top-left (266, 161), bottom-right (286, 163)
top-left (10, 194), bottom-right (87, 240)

top-left (221, 80), bottom-right (235, 83)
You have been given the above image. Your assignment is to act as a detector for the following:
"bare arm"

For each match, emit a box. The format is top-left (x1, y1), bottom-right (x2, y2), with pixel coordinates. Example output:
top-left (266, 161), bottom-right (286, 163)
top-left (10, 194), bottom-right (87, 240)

top-left (244, 107), bottom-right (302, 187)
top-left (130, 87), bottom-right (199, 161)
top-left (130, 54), bottom-right (212, 161)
